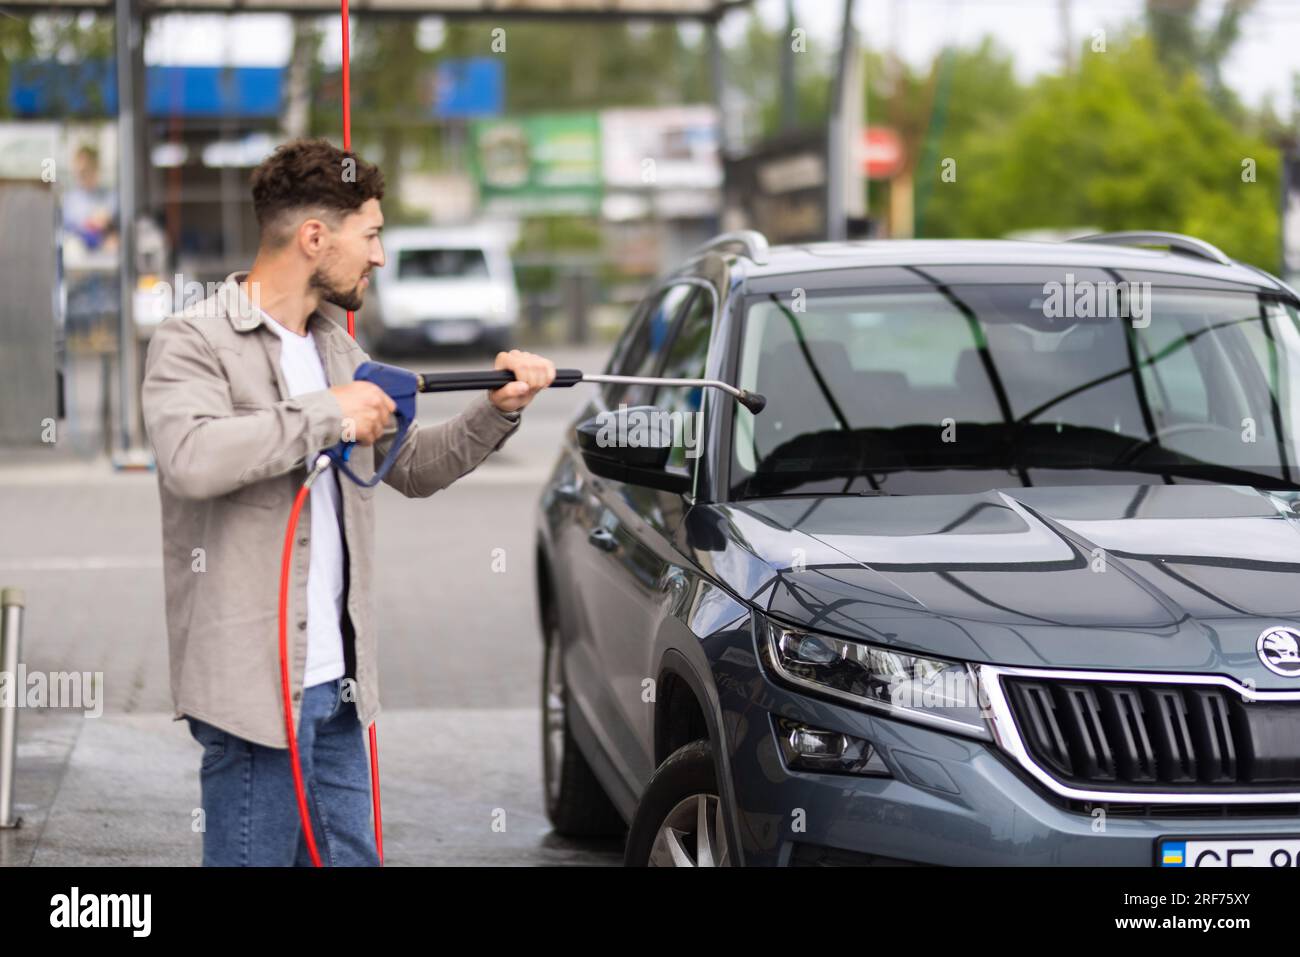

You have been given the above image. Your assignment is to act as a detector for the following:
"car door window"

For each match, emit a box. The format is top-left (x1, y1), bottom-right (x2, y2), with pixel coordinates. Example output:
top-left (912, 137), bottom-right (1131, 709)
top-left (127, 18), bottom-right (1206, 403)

top-left (397, 247), bottom-right (489, 279)
top-left (602, 296), bottom-right (652, 379)
top-left (651, 287), bottom-right (715, 471)
top-left (604, 283), bottom-right (695, 408)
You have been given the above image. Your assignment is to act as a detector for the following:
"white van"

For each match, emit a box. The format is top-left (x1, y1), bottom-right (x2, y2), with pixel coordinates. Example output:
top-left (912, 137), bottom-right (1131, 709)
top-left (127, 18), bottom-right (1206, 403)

top-left (359, 226), bottom-right (519, 355)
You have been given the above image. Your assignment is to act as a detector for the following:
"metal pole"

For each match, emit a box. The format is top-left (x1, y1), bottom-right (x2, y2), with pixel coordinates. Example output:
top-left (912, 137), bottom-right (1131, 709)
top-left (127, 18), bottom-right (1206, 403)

top-left (826, 0), bottom-right (857, 241)
top-left (568, 271), bottom-right (589, 345)
top-left (708, 17), bottom-right (727, 151)
top-left (1058, 0), bottom-right (1074, 73)
top-left (779, 0), bottom-right (797, 132)
top-left (845, 4), bottom-right (865, 231)
top-left (0, 588), bottom-right (24, 829)
top-left (1283, 146), bottom-right (1297, 282)
top-left (113, 0), bottom-right (148, 467)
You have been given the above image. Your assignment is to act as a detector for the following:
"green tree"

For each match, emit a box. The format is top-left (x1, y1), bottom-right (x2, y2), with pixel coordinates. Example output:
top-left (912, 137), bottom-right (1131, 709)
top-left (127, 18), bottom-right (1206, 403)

top-left (0, 15), bottom-right (36, 118)
top-left (409, 18), bottom-right (710, 118)
top-left (1146, 0), bottom-right (1257, 112)
top-left (1, 13), bottom-right (114, 118)
top-left (316, 15), bottom-right (716, 224)
top-left (926, 35), bottom-right (1279, 269)
top-left (741, 13), bottom-right (829, 139)
top-left (897, 38), bottom-right (1025, 237)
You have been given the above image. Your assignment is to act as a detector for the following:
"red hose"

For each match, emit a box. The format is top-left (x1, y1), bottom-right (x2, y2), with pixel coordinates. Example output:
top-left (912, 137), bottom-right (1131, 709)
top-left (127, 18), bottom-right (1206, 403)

top-left (278, 483), bottom-right (324, 867)
top-left (275, 0), bottom-right (384, 868)
top-left (338, 0), bottom-right (383, 866)
top-left (368, 722), bottom-right (384, 861)
top-left (341, 0), bottom-right (351, 153)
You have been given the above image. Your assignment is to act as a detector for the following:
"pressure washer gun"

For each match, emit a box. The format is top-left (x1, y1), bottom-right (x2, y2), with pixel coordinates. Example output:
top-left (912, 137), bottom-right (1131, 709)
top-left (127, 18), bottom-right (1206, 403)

top-left (288, 358), bottom-right (765, 868)
top-left (322, 359), bottom-right (768, 488)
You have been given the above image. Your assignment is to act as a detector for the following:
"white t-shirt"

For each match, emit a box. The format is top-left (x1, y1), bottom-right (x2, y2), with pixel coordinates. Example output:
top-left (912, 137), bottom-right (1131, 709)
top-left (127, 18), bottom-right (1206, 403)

top-left (260, 311), bottom-right (346, 689)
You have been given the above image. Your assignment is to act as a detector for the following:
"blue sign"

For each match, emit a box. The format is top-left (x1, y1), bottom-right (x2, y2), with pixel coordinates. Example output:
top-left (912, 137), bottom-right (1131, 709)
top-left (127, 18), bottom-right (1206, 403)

top-left (9, 62), bottom-right (283, 119)
top-left (147, 66), bottom-right (283, 118)
top-left (435, 58), bottom-right (503, 119)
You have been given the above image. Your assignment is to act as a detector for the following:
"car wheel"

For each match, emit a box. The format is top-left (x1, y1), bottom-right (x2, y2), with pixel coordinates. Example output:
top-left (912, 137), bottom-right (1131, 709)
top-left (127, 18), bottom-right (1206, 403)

top-left (540, 597), bottom-right (625, 837)
top-left (624, 739), bottom-right (732, 866)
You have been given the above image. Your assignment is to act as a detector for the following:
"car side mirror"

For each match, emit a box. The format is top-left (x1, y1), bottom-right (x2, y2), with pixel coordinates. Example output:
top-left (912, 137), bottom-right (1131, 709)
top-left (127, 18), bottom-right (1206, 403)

top-left (575, 406), bottom-right (693, 494)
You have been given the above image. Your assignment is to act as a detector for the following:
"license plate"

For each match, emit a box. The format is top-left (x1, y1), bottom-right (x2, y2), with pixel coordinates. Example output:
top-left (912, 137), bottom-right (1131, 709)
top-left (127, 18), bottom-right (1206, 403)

top-left (425, 321), bottom-right (477, 344)
top-left (1158, 835), bottom-right (1300, 867)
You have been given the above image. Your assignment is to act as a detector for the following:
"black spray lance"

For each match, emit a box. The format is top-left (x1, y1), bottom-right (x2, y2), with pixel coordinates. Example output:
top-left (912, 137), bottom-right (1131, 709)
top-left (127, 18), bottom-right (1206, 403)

top-left (323, 360), bottom-right (768, 488)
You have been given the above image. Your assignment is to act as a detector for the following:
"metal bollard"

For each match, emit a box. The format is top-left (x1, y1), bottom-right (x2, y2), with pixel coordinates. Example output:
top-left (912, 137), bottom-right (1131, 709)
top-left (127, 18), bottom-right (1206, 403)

top-left (567, 271), bottom-right (589, 345)
top-left (0, 587), bottom-right (23, 829)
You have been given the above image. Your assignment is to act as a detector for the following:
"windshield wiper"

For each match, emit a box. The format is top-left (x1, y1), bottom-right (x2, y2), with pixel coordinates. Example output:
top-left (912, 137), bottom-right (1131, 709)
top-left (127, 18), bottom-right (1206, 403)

top-left (1058, 460), bottom-right (1300, 490)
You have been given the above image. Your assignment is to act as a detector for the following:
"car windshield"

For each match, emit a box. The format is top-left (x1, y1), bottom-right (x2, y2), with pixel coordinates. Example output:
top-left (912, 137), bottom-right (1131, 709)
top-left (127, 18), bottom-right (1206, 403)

top-left (396, 247), bottom-right (490, 280)
top-left (731, 281), bottom-right (1300, 498)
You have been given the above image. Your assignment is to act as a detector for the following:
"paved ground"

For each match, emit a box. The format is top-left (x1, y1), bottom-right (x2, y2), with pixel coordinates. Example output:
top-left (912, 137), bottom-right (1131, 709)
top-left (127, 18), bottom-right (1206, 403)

top-left (0, 342), bottom-right (625, 866)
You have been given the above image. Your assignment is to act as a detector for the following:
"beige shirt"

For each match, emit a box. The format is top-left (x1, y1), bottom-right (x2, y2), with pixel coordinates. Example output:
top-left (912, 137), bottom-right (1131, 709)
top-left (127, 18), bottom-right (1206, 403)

top-left (141, 272), bottom-right (521, 748)
top-left (258, 309), bottom-right (347, 688)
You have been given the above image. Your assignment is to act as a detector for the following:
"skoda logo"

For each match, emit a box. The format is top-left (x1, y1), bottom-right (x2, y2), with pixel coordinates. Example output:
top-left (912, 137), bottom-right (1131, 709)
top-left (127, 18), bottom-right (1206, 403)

top-left (1257, 627), bottom-right (1300, 678)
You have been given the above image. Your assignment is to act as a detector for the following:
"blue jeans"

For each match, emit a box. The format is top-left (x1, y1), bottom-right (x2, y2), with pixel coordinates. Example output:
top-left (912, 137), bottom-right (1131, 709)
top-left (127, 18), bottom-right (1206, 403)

top-left (186, 678), bottom-right (380, 866)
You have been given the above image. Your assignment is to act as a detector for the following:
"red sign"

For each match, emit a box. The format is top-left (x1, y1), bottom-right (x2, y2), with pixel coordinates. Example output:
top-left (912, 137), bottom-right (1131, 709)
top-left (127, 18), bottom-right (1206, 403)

top-left (859, 127), bottom-right (904, 179)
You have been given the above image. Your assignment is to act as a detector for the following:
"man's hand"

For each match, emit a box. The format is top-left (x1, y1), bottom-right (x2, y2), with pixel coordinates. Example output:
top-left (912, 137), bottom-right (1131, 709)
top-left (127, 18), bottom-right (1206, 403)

top-left (329, 381), bottom-right (395, 445)
top-left (489, 349), bottom-right (556, 414)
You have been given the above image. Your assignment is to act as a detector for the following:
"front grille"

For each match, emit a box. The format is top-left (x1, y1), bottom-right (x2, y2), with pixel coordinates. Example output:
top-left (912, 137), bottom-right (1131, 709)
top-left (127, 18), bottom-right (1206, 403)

top-left (1003, 677), bottom-right (1300, 793)
top-left (1066, 800), bottom-right (1300, 819)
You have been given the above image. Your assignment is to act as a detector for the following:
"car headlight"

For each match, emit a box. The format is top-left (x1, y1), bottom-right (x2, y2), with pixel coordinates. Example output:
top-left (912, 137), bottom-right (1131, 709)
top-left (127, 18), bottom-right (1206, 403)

top-left (760, 617), bottom-right (990, 739)
top-left (774, 716), bottom-right (892, 776)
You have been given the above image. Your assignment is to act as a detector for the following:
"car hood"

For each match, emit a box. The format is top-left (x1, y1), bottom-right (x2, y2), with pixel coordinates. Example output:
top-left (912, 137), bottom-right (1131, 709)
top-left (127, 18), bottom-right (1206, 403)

top-left (686, 484), bottom-right (1300, 686)
top-left (375, 278), bottom-right (512, 318)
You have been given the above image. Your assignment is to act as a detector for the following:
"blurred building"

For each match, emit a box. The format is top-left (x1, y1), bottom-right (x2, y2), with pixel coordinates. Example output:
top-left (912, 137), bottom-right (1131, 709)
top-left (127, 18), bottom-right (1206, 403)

top-left (10, 60), bottom-right (284, 283)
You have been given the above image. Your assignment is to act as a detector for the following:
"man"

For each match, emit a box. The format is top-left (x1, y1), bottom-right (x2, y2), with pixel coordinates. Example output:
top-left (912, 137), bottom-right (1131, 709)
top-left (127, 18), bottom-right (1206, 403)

top-left (62, 144), bottom-right (121, 340)
top-left (63, 144), bottom-right (119, 253)
top-left (141, 138), bottom-right (555, 866)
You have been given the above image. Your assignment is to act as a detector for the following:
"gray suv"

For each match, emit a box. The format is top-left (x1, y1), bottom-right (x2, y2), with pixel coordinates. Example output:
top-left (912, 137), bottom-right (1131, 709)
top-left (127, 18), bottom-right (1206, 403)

top-left (535, 231), bottom-right (1300, 867)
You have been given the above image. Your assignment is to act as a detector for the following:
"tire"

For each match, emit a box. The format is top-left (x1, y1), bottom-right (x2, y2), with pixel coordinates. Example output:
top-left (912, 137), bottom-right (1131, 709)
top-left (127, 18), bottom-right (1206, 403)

top-left (624, 739), bottom-right (734, 866)
top-left (540, 596), bottom-right (626, 837)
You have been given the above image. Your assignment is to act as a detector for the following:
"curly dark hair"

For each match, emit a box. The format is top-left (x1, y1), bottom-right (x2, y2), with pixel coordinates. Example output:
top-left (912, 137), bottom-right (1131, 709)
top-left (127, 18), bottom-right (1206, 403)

top-left (249, 138), bottom-right (385, 247)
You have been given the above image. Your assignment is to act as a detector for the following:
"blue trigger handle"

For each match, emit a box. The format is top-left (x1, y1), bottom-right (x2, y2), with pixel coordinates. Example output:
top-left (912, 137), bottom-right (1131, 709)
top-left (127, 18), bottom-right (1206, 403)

top-left (323, 360), bottom-right (418, 488)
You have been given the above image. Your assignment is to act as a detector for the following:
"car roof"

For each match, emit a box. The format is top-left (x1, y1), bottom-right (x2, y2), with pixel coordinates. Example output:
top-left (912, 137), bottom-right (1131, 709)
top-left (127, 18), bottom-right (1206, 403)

top-left (380, 226), bottom-right (507, 250)
top-left (722, 238), bottom-right (1285, 292)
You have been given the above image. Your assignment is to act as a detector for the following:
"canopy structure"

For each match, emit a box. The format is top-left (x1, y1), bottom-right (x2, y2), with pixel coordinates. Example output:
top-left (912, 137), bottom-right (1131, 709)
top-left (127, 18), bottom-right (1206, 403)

top-left (5, 0), bottom-right (751, 15)
top-left (19, 0), bottom-right (758, 462)
top-left (11, 0), bottom-right (861, 464)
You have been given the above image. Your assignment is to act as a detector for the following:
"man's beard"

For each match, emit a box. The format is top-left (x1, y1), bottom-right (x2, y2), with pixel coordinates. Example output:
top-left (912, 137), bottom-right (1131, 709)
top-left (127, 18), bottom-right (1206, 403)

top-left (309, 266), bottom-right (365, 312)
